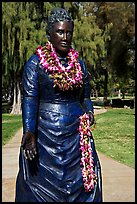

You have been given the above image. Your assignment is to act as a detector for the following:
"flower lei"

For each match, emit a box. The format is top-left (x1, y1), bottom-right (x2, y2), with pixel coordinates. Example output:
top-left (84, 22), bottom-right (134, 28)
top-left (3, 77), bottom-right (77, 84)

top-left (79, 113), bottom-right (97, 192)
top-left (36, 41), bottom-right (83, 91)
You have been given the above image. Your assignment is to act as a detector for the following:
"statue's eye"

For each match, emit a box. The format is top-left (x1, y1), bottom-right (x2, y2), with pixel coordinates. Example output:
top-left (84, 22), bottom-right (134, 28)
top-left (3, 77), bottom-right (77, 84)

top-left (67, 31), bottom-right (72, 36)
top-left (57, 30), bottom-right (63, 35)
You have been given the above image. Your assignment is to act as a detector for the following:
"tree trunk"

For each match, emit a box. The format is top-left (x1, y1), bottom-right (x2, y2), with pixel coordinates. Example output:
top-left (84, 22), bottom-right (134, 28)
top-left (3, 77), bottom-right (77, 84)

top-left (95, 89), bottom-right (98, 98)
top-left (118, 89), bottom-right (121, 98)
top-left (61, 2), bottom-right (64, 8)
top-left (10, 81), bottom-right (22, 115)
top-left (103, 68), bottom-right (108, 102)
top-left (121, 90), bottom-right (125, 99)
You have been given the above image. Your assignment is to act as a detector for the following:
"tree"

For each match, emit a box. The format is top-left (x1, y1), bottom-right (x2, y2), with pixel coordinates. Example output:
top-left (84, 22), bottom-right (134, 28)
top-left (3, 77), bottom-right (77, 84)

top-left (2, 2), bottom-right (54, 114)
top-left (72, 2), bottom-right (112, 100)
top-left (2, 2), bottom-right (135, 113)
top-left (93, 2), bottom-right (135, 99)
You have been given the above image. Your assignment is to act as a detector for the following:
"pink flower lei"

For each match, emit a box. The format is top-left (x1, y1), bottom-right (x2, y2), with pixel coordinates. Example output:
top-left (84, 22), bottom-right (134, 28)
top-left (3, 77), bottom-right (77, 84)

top-left (36, 41), bottom-right (83, 91)
top-left (79, 113), bottom-right (97, 192)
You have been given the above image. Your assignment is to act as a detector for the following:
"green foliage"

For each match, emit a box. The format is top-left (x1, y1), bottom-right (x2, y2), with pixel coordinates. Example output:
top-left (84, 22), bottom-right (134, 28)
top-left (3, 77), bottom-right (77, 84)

top-left (2, 2), bottom-right (135, 104)
top-left (93, 2), bottom-right (135, 97)
top-left (94, 2), bottom-right (135, 81)
top-left (93, 108), bottom-right (135, 168)
top-left (72, 3), bottom-right (111, 68)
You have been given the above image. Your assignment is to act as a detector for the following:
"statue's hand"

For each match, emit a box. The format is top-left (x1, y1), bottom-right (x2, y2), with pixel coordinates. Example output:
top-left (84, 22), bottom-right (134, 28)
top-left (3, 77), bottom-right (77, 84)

top-left (21, 132), bottom-right (37, 160)
top-left (88, 111), bottom-right (95, 126)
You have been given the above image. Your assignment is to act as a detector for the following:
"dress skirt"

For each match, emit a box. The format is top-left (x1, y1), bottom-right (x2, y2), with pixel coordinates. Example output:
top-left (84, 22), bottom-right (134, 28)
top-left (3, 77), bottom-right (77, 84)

top-left (15, 101), bottom-right (103, 202)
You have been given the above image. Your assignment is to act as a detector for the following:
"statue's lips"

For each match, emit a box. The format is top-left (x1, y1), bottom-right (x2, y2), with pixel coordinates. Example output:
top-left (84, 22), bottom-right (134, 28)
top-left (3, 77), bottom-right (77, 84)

top-left (60, 42), bottom-right (68, 47)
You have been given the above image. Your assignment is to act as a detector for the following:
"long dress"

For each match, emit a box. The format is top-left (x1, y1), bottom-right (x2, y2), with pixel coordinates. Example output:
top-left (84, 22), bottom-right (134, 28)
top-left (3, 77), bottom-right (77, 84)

top-left (15, 54), bottom-right (103, 202)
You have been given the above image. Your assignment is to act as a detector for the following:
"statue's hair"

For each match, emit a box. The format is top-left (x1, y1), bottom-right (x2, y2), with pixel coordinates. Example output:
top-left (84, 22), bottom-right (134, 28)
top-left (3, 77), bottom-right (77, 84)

top-left (46, 7), bottom-right (74, 38)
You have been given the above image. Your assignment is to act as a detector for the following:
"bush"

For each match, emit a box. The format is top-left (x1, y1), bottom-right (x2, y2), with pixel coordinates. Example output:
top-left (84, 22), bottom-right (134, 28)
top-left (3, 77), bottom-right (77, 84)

top-left (2, 103), bottom-right (12, 113)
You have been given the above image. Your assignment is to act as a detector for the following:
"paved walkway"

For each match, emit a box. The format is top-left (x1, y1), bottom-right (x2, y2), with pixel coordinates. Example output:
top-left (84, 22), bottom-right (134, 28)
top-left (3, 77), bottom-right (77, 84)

top-left (2, 108), bottom-right (135, 202)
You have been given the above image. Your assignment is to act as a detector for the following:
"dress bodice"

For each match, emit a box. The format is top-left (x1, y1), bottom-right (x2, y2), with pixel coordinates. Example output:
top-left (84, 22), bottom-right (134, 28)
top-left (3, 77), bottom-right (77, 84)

top-left (38, 61), bottom-right (83, 103)
top-left (22, 54), bottom-right (94, 134)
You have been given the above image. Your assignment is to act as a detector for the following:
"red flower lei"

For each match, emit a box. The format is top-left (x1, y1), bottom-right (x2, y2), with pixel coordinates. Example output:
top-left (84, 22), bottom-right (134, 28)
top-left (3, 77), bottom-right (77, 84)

top-left (36, 41), bottom-right (83, 91)
top-left (79, 113), bottom-right (97, 192)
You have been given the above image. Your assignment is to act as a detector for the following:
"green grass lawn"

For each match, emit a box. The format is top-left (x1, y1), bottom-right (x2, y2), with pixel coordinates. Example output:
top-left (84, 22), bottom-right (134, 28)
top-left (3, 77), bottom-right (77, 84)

top-left (93, 108), bottom-right (135, 168)
top-left (2, 114), bottom-right (22, 145)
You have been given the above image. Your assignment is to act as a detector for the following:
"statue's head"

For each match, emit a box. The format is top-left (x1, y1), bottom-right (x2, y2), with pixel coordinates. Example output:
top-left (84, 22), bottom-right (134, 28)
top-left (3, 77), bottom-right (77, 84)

top-left (46, 8), bottom-right (74, 56)
top-left (46, 7), bottom-right (74, 39)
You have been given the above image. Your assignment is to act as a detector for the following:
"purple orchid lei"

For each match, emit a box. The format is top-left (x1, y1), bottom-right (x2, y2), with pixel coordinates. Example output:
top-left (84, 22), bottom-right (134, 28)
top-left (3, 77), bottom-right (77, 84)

top-left (79, 113), bottom-right (97, 192)
top-left (36, 41), bottom-right (83, 91)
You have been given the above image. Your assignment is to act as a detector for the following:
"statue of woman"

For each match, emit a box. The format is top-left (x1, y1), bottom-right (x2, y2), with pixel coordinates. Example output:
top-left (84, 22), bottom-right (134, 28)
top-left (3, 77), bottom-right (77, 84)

top-left (15, 7), bottom-right (103, 202)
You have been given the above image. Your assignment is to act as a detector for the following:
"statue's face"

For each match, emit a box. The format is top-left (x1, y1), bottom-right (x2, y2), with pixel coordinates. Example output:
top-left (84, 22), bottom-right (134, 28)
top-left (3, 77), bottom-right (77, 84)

top-left (49, 21), bottom-right (73, 57)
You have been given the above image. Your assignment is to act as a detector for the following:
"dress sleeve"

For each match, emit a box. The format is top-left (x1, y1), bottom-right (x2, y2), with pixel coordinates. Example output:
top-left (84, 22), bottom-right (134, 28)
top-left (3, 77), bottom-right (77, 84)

top-left (79, 59), bottom-right (94, 113)
top-left (22, 55), bottom-right (39, 134)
